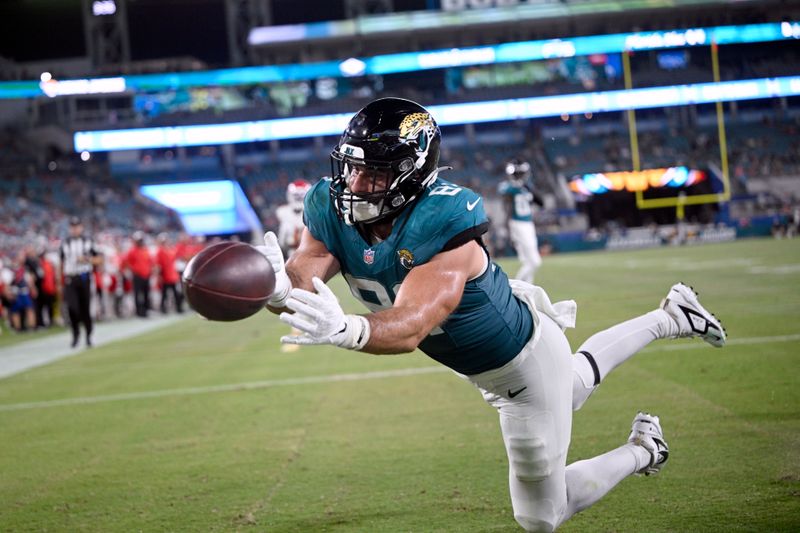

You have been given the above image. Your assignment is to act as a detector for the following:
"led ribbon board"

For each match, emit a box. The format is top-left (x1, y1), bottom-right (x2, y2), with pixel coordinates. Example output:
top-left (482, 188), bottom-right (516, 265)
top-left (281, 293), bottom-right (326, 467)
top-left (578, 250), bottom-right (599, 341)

top-left (75, 75), bottom-right (800, 152)
top-left (3, 22), bottom-right (798, 99)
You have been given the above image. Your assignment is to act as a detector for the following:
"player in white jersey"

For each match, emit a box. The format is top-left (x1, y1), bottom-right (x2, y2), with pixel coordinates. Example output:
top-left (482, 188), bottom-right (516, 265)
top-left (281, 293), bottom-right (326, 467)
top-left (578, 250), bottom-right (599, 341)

top-left (274, 179), bottom-right (311, 352)
top-left (276, 179), bottom-right (311, 256)
top-left (498, 159), bottom-right (543, 283)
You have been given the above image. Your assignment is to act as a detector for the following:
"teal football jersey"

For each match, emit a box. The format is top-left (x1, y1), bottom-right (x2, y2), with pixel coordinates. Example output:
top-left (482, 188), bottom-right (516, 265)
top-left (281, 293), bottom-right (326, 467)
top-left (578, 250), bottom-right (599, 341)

top-left (304, 177), bottom-right (533, 375)
top-left (498, 180), bottom-right (534, 222)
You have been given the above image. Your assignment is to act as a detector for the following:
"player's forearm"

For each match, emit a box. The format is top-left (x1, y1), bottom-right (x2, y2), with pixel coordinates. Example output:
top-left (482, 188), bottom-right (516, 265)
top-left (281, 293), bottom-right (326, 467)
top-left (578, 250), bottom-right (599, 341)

top-left (361, 305), bottom-right (439, 355)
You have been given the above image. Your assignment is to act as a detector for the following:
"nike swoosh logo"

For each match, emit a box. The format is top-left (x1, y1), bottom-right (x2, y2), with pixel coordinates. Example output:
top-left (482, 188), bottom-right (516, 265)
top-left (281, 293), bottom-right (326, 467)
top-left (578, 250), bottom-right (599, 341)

top-left (507, 386), bottom-right (527, 398)
top-left (466, 198), bottom-right (481, 211)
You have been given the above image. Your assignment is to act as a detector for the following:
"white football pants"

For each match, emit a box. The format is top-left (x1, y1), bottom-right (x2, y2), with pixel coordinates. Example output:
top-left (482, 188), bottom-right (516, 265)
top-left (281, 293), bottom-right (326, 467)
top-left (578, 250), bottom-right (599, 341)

top-left (509, 220), bottom-right (542, 284)
top-left (463, 286), bottom-right (675, 532)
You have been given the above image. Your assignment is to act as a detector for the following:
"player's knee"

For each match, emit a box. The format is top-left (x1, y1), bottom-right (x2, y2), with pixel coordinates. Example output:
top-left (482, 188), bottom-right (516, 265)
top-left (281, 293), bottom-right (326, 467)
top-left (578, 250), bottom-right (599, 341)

top-left (508, 435), bottom-right (553, 481)
top-left (571, 359), bottom-right (597, 411)
top-left (571, 377), bottom-right (594, 411)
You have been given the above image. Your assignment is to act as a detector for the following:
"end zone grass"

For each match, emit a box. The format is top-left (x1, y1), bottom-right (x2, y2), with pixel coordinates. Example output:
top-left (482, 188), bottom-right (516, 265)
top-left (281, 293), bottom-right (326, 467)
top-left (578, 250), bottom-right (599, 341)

top-left (1, 238), bottom-right (798, 532)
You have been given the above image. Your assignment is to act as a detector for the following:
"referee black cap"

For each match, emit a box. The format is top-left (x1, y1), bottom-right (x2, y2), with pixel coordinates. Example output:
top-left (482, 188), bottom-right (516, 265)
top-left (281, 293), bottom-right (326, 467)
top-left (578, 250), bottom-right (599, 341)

top-left (69, 216), bottom-right (82, 226)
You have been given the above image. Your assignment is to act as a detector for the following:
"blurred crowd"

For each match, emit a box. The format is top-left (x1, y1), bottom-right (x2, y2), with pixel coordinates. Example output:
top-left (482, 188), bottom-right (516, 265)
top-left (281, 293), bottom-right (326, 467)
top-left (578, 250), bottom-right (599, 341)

top-left (0, 230), bottom-right (210, 335)
top-left (1, 101), bottom-right (798, 337)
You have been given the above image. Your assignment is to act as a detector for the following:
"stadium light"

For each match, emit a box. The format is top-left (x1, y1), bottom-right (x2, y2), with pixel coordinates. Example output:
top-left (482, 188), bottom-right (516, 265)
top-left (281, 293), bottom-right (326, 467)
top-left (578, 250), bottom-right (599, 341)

top-left (92, 0), bottom-right (117, 16)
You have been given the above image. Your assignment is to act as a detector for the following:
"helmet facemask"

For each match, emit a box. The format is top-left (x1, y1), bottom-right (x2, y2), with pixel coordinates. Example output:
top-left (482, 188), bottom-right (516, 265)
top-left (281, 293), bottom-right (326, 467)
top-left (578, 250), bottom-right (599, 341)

top-left (330, 149), bottom-right (420, 225)
top-left (329, 99), bottom-right (442, 227)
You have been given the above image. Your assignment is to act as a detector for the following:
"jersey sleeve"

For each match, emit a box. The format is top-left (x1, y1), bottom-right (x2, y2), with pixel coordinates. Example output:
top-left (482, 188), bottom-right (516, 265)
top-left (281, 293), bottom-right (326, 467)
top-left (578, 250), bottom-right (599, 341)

top-left (302, 179), bottom-right (330, 242)
top-left (412, 180), bottom-right (488, 262)
top-left (302, 178), bottom-right (344, 262)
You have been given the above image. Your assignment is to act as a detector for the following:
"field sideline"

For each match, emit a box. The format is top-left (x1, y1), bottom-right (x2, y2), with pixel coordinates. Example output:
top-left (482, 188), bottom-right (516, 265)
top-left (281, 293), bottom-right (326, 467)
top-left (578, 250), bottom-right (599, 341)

top-left (1, 238), bottom-right (798, 532)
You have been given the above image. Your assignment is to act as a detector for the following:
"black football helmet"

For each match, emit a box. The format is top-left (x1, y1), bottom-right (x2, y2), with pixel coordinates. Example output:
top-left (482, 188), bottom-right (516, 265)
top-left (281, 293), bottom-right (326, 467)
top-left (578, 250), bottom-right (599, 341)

top-left (505, 158), bottom-right (532, 185)
top-left (330, 97), bottom-right (442, 225)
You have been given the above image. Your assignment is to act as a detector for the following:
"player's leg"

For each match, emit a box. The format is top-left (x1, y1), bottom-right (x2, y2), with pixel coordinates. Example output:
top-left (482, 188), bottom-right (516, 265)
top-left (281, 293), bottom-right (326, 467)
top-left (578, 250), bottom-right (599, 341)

top-left (487, 316), bottom-right (666, 531)
top-left (560, 412), bottom-right (667, 522)
top-left (469, 314), bottom-right (573, 532)
top-left (528, 223), bottom-right (542, 272)
top-left (571, 282), bottom-right (726, 410)
top-left (24, 298), bottom-right (36, 331)
top-left (79, 278), bottom-right (94, 345)
top-left (174, 283), bottom-right (184, 313)
top-left (160, 283), bottom-right (169, 313)
top-left (64, 282), bottom-right (81, 346)
top-left (511, 222), bottom-right (541, 283)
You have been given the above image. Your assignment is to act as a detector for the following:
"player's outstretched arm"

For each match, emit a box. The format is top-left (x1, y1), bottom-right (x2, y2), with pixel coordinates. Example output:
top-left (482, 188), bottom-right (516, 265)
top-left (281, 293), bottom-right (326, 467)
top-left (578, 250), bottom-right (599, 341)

top-left (363, 240), bottom-right (486, 354)
top-left (279, 239), bottom-right (485, 354)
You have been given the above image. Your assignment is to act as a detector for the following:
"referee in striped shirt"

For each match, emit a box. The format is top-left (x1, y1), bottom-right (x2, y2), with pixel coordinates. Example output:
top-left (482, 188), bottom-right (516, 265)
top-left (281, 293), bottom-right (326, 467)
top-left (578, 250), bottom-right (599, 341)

top-left (61, 217), bottom-right (102, 348)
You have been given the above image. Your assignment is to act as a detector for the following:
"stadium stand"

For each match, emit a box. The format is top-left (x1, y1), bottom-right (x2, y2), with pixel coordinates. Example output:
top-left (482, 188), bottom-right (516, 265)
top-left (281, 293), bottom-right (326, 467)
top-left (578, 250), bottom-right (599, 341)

top-left (0, 0), bottom-right (798, 331)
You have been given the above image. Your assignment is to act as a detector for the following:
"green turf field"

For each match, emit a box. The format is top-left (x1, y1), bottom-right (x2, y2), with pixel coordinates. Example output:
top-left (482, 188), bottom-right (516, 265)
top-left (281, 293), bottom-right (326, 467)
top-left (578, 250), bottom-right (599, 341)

top-left (1, 238), bottom-right (798, 532)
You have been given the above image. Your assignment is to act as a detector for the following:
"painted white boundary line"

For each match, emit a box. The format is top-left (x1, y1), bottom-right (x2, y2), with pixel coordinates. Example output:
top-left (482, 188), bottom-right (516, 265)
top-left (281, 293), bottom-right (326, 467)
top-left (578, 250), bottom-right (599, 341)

top-left (1, 333), bottom-right (797, 412)
top-left (0, 314), bottom-right (188, 380)
top-left (0, 366), bottom-right (448, 412)
top-left (646, 333), bottom-right (800, 351)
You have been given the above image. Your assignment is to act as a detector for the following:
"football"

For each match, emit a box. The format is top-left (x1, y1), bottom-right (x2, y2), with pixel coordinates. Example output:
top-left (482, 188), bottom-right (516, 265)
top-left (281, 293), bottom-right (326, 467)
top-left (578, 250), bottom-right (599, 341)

top-left (182, 241), bottom-right (276, 321)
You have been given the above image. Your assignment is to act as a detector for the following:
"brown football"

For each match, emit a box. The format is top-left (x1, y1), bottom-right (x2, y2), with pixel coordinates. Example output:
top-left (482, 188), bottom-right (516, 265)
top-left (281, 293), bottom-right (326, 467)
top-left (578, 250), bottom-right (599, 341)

top-left (182, 241), bottom-right (275, 321)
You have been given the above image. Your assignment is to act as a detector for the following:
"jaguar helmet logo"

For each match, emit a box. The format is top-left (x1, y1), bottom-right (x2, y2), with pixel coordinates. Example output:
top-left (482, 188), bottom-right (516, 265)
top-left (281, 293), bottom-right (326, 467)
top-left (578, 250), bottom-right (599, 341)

top-left (399, 112), bottom-right (433, 152)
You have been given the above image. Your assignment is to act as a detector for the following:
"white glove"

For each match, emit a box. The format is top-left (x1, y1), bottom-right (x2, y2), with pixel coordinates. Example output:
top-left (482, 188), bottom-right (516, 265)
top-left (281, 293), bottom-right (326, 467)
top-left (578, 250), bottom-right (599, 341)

top-left (279, 277), bottom-right (370, 351)
top-left (257, 231), bottom-right (292, 308)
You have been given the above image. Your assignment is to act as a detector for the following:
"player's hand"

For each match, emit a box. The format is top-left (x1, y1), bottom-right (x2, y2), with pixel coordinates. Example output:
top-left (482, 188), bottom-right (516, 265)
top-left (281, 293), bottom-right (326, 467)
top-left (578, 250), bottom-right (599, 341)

top-left (279, 277), bottom-right (370, 351)
top-left (258, 231), bottom-right (292, 308)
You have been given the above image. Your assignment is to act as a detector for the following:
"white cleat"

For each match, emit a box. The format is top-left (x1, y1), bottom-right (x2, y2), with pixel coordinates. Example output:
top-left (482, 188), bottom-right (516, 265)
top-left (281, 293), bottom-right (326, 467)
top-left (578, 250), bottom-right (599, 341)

top-left (661, 282), bottom-right (726, 347)
top-left (628, 412), bottom-right (669, 476)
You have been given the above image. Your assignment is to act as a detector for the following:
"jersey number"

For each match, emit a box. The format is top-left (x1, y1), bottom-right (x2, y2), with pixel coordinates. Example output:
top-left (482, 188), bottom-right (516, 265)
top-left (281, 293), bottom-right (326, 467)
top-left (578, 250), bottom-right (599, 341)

top-left (343, 273), bottom-right (444, 335)
top-left (343, 273), bottom-right (399, 312)
top-left (514, 193), bottom-right (533, 217)
top-left (429, 184), bottom-right (462, 196)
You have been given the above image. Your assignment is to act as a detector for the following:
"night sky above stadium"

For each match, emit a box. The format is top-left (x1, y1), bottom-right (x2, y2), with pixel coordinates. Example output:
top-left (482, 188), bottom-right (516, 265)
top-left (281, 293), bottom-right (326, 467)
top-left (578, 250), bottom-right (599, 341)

top-left (0, 0), bottom-right (428, 66)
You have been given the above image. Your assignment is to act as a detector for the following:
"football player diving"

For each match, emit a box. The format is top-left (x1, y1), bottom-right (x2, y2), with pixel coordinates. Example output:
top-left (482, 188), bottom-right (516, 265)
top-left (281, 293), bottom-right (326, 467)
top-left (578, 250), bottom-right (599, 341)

top-left (259, 97), bottom-right (726, 532)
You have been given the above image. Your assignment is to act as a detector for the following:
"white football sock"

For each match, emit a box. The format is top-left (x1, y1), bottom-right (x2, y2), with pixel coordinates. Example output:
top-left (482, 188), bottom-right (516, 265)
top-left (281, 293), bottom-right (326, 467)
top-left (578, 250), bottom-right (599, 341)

top-left (560, 444), bottom-right (651, 523)
top-left (572, 309), bottom-right (677, 410)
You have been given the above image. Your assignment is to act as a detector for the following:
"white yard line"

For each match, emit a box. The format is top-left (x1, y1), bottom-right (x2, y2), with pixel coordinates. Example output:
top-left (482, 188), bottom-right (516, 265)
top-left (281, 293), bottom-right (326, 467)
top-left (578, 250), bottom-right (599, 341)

top-left (0, 366), bottom-right (448, 411)
top-left (0, 314), bottom-right (189, 380)
top-left (0, 332), bottom-right (797, 412)
top-left (644, 333), bottom-right (800, 351)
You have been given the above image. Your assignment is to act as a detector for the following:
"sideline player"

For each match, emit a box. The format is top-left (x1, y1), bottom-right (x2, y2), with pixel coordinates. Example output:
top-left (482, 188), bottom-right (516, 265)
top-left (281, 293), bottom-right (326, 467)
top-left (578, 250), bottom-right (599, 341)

top-left (273, 179), bottom-right (311, 352)
top-left (259, 98), bottom-right (726, 532)
top-left (499, 158), bottom-right (544, 283)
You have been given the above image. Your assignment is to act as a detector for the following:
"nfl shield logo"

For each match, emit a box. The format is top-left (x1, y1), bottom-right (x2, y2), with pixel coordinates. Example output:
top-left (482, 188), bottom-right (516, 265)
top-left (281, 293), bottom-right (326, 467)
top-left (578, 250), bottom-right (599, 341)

top-left (363, 249), bottom-right (375, 265)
